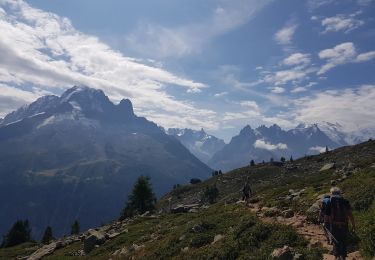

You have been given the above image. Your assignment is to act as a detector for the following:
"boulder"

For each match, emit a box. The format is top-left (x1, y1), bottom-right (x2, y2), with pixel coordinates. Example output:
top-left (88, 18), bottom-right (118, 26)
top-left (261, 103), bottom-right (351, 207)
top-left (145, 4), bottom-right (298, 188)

top-left (130, 243), bottom-right (145, 251)
top-left (84, 229), bottom-right (106, 253)
top-left (171, 205), bottom-right (186, 213)
top-left (271, 245), bottom-right (294, 260)
top-left (171, 203), bottom-right (200, 213)
top-left (306, 201), bottom-right (321, 223)
top-left (28, 242), bottom-right (57, 260)
top-left (212, 234), bottom-right (225, 244)
top-left (320, 163), bottom-right (336, 172)
top-left (282, 209), bottom-right (294, 218)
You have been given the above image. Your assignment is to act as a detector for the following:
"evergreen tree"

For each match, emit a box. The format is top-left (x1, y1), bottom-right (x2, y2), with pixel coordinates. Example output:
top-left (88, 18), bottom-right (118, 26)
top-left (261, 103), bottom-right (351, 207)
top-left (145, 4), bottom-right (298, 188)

top-left (325, 146), bottom-right (329, 153)
top-left (120, 175), bottom-right (156, 219)
top-left (280, 157), bottom-right (286, 163)
top-left (41, 226), bottom-right (54, 244)
top-left (270, 158), bottom-right (274, 163)
top-left (250, 160), bottom-right (255, 166)
top-left (290, 155), bottom-right (294, 162)
top-left (203, 184), bottom-right (219, 204)
top-left (218, 170), bottom-right (223, 175)
top-left (1, 220), bottom-right (32, 248)
top-left (70, 220), bottom-right (80, 235)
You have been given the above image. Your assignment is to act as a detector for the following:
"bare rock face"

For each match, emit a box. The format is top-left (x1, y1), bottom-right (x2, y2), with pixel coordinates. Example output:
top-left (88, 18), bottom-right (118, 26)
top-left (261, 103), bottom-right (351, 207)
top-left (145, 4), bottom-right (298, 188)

top-left (270, 245), bottom-right (294, 260)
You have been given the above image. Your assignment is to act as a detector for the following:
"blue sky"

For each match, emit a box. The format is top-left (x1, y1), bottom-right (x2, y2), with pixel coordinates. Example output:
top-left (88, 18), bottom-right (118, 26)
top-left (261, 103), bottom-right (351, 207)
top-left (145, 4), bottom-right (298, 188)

top-left (0, 0), bottom-right (374, 141)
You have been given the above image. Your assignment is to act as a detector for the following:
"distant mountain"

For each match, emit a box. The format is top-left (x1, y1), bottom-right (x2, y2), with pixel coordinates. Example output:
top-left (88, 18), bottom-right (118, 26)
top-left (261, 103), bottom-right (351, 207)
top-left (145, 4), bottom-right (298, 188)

top-left (166, 128), bottom-right (225, 164)
top-left (209, 123), bottom-right (341, 172)
top-left (0, 86), bottom-right (211, 239)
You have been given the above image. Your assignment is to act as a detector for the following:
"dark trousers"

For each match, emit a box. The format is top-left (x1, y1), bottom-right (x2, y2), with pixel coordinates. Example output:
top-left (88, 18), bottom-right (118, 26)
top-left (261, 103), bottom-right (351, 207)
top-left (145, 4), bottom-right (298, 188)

top-left (331, 224), bottom-right (348, 258)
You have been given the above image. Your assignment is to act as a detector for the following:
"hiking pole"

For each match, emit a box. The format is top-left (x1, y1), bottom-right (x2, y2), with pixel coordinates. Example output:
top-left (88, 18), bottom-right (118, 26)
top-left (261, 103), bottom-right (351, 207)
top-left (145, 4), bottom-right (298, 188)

top-left (322, 225), bottom-right (339, 245)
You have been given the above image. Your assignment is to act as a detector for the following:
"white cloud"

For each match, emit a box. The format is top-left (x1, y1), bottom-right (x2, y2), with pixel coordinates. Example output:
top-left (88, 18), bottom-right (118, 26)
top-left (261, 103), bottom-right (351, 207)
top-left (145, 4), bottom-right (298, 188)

top-left (275, 24), bottom-right (297, 45)
top-left (355, 51), bottom-right (375, 62)
top-left (0, 84), bottom-right (42, 117)
top-left (271, 86), bottom-right (285, 94)
top-left (126, 0), bottom-right (272, 58)
top-left (214, 91), bottom-right (228, 97)
top-left (265, 69), bottom-right (309, 85)
top-left (240, 100), bottom-right (260, 110)
top-left (294, 85), bottom-right (375, 132)
top-left (0, 0), bottom-right (220, 130)
top-left (321, 15), bottom-right (364, 33)
top-left (283, 53), bottom-right (311, 66)
top-left (318, 42), bottom-right (375, 74)
top-left (254, 139), bottom-right (288, 150)
top-left (309, 146), bottom-right (326, 153)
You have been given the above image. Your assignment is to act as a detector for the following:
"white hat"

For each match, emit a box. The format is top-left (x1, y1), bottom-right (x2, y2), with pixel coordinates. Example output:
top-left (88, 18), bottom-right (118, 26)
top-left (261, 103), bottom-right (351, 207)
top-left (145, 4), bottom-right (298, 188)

top-left (330, 187), bottom-right (341, 195)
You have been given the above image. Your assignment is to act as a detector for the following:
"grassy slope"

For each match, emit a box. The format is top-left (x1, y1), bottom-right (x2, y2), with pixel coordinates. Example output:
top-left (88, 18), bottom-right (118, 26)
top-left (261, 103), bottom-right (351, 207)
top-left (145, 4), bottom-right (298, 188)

top-left (1, 140), bottom-right (374, 259)
top-left (42, 205), bottom-right (322, 260)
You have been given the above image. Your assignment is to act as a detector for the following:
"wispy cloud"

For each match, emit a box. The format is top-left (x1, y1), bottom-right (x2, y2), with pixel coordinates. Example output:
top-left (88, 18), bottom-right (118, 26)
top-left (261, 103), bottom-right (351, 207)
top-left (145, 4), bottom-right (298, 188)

top-left (0, 0), bottom-right (220, 129)
top-left (321, 14), bottom-right (364, 33)
top-left (126, 0), bottom-right (272, 58)
top-left (275, 24), bottom-right (297, 45)
top-left (294, 85), bottom-right (375, 132)
top-left (214, 91), bottom-right (229, 97)
top-left (318, 42), bottom-right (375, 74)
top-left (307, 0), bottom-right (336, 10)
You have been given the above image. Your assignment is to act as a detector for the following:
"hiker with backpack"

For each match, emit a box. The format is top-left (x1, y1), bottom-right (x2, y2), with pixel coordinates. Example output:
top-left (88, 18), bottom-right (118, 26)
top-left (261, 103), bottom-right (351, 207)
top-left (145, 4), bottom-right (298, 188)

top-left (319, 194), bottom-right (332, 244)
top-left (242, 180), bottom-right (252, 206)
top-left (326, 187), bottom-right (356, 260)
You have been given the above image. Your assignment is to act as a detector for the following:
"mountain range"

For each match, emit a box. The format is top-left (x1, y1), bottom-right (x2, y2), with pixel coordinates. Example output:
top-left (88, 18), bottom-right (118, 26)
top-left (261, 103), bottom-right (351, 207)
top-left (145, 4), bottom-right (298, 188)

top-left (166, 128), bottom-right (225, 164)
top-left (0, 85), bottom-right (373, 240)
top-left (167, 123), bottom-right (373, 172)
top-left (0, 86), bottom-right (211, 239)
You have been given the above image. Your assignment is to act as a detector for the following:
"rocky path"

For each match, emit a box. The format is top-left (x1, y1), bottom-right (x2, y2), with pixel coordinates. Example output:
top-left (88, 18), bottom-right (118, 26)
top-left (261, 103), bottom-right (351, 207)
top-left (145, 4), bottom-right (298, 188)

top-left (246, 203), bottom-right (362, 260)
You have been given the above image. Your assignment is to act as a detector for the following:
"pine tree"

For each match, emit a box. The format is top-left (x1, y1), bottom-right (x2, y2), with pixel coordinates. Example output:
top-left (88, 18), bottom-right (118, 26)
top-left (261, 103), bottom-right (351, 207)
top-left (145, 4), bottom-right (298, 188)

top-left (120, 175), bottom-right (156, 219)
top-left (203, 184), bottom-right (219, 204)
top-left (70, 220), bottom-right (80, 235)
top-left (290, 155), bottom-right (294, 162)
top-left (325, 146), bottom-right (329, 153)
top-left (280, 157), bottom-right (286, 163)
top-left (1, 220), bottom-right (32, 247)
top-left (250, 160), bottom-right (255, 166)
top-left (41, 226), bottom-right (54, 244)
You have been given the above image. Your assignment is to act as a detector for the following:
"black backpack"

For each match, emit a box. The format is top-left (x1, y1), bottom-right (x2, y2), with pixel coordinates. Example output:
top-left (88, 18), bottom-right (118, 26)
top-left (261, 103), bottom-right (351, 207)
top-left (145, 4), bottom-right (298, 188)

top-left (330, 196), bottom-right (348, 223)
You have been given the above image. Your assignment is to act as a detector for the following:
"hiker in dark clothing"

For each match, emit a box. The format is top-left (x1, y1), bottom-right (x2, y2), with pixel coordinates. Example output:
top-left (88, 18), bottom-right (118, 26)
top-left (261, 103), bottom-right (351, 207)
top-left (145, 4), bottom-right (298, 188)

top-left (242, 181), bottom-right (252, 205)
top-left (326, 187), bottom-right (356, 260)
top-left (319, 194), bottom-right (332, 244)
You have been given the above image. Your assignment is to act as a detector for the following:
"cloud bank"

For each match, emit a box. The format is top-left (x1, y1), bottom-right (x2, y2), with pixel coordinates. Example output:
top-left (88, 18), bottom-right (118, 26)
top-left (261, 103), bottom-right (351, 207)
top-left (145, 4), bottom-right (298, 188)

top-left (0, 0), bottom-right (219, 129)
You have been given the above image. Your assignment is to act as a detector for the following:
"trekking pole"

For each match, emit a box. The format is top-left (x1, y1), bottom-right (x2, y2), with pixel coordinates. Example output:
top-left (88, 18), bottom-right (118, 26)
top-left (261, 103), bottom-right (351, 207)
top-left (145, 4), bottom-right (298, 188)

top-left (322, 225), bottom-right (339, 245)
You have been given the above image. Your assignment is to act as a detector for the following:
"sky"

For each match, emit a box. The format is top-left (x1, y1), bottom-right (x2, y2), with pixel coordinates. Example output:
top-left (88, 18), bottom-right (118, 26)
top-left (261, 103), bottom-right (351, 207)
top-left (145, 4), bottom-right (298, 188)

top-left (0, 0), bottom-right (374, 141)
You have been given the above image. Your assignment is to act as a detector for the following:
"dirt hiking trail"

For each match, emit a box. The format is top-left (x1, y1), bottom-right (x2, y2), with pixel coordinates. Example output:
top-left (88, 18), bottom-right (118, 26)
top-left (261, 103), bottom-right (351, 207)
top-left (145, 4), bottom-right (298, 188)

top-left (247, 203), bottom-right (363, 260)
